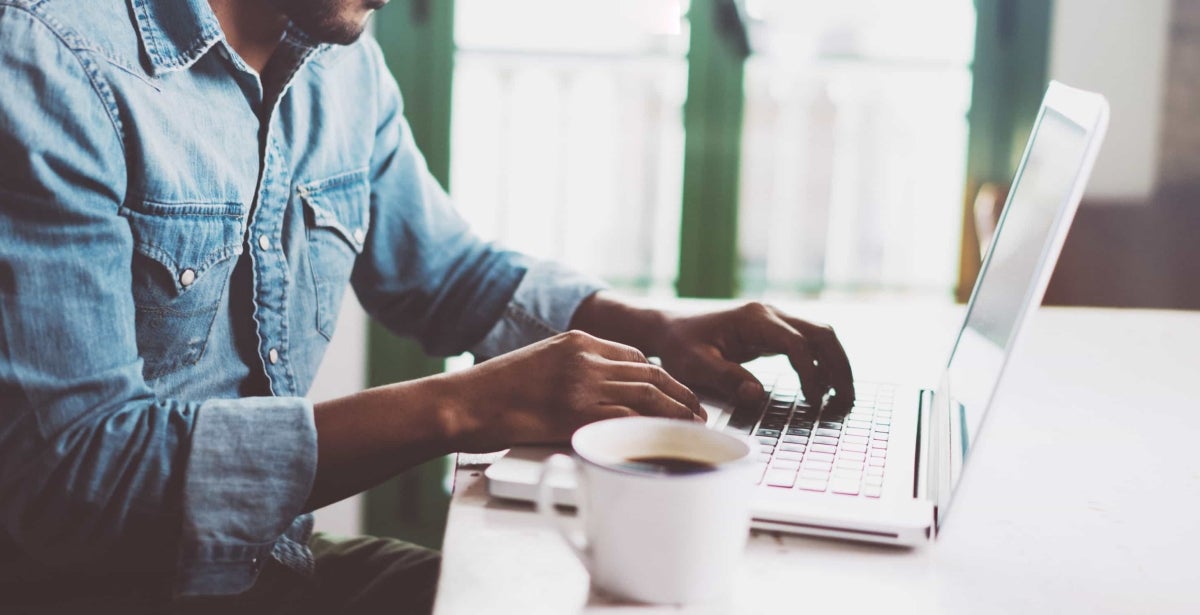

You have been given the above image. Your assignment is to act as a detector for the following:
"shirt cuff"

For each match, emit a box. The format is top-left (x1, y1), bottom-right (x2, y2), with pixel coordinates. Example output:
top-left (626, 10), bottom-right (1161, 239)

top-left (470, 259), bottom-right (608, 359)
top-left (176, 396), bottom-right (317, 596)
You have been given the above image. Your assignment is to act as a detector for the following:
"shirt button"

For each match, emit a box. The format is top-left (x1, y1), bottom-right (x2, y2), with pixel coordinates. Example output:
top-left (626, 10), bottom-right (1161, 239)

top-left (179, 269), bottom-right (196, 287)
top-left (268, 348), bottom-right (279, 364)
top-left (353, 228), bottom-right (366, 243)
top-left (258, 235), bottom-right (271, 251)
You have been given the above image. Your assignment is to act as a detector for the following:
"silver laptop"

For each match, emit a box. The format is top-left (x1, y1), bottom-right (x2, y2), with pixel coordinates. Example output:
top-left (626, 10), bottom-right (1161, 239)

top-left (486, 81), bottom-right (1109, 546)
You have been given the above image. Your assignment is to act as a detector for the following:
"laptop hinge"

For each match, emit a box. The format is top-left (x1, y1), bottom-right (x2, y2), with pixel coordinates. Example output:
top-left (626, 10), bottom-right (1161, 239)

top-left (915, 389), bottom-right (937, 505)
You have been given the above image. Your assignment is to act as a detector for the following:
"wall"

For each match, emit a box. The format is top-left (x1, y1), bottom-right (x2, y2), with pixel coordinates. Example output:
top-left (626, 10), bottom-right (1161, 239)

top-left (1044, 0), bottom-right (1200, 310)
top-left (1158, 0), bottom-right (1200, 194)
top-left (1047, 0), bottom-right (1172, 201)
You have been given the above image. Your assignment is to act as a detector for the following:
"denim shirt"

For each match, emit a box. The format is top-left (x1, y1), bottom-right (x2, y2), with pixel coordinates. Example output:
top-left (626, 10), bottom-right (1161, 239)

top-left (0, 0), bottom-right (603, 598)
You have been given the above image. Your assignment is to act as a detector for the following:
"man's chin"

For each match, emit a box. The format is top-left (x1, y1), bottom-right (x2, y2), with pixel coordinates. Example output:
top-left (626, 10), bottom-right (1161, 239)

top-left (296, 15), bottom-right (369, 46)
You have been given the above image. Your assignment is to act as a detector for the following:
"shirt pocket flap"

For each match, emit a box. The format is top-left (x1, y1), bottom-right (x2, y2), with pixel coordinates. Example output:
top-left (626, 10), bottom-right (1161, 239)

top-left (120, 201), bottom-right (245, 295)
top-left (298, 169), bottom-right (370, 254)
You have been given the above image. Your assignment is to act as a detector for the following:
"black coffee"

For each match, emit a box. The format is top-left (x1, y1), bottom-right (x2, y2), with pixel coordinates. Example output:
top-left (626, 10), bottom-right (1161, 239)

top-left (619, 455), bottom-right (718, 475)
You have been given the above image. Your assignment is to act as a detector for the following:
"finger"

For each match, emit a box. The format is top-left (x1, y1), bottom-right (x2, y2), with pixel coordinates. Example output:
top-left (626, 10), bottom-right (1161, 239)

top-left (604, 360), bottom-right (706, 420)
top-left (601, 382), bottom-right (697, 421)
top-left (689, 346), bottom-right (765, 404)
top-left (729, 310), bottom-right (827, 405)
top-left (781, 316), bottom-right (855, 405)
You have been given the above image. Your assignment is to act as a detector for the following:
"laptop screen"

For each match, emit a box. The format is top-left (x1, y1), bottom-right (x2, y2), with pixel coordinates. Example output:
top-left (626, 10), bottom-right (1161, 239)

top-left (960, 108), bottom-right (1089, 352)
top-left (935, 98), bottom-right (1102, 524)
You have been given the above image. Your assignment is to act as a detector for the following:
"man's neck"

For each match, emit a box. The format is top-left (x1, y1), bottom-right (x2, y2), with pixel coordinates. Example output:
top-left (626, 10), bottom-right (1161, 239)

top-left (207, 0), bottom-right (289, 74)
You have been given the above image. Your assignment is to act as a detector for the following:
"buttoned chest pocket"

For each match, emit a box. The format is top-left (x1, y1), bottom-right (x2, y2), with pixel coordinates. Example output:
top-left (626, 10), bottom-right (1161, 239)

top-left (300, 170), bottom-right (370, 340)
top-left (121, 201), bottom-right (245, 380)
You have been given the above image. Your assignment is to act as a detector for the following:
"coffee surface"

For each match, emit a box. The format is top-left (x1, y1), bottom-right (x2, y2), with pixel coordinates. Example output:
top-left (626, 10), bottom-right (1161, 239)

top-left (619, 455), bottom-right (718, 475)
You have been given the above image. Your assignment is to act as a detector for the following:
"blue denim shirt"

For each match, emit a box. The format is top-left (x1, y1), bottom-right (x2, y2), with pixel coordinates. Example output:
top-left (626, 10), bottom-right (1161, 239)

top-left (0, 0), bottom-right (603, 598)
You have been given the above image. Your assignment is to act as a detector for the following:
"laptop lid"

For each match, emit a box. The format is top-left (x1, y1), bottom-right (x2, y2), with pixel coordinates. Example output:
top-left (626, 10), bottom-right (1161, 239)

top-left (927, 82), bottom-right (1109, 529)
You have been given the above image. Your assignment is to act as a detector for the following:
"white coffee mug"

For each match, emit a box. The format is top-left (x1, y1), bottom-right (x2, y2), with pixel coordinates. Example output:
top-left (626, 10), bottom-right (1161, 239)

top-left (536, 416), bottom-right (754, 605)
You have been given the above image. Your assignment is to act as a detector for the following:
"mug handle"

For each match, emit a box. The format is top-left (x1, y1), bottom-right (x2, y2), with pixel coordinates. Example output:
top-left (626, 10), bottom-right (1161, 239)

top-left (536, 454), bottom-right (590, 568)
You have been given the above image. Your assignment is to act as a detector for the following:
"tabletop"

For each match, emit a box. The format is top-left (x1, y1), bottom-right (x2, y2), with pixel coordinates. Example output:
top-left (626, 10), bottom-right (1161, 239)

top-left (432, 301), bottom-right (1200, 615)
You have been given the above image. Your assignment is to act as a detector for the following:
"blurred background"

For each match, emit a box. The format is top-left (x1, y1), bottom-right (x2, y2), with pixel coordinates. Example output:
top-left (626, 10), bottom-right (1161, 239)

top-left (308, 0), bottom-right (1200, 545)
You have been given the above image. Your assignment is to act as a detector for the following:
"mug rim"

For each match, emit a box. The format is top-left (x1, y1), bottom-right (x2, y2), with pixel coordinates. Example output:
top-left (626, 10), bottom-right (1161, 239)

top-left (570, 416), bottom-right (753, 478)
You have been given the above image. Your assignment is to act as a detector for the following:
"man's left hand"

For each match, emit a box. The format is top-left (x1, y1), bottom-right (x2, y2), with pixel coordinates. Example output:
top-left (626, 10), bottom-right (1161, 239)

top-left (650, 302), bottom-right (855, 408)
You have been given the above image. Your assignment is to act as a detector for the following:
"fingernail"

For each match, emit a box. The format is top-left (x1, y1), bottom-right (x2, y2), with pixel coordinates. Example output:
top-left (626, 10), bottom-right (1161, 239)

top-left (738, 381), bottom-right (764, 401)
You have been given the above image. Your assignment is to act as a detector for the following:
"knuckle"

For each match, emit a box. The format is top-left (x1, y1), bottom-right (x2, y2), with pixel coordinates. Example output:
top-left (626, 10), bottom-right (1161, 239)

top-left (561, 329), bottom-right (592, 347)
top-left (646, 364), bottom-right (667, 386)
top-left (740, 301), bottom-right (770, 317)
top-left (638, 382), bottom-right (659, 405)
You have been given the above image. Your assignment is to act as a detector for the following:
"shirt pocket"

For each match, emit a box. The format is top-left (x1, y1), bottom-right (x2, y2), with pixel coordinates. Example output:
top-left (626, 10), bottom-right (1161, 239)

top-left (299, 169), bottom-right (370, 340)
top-left (121, 200), bottom-right (245, 380)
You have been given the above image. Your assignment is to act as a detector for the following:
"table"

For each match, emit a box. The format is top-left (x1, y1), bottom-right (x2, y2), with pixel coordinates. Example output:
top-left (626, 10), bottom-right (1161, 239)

top-left (432, 301), bottom-right (1200, 614)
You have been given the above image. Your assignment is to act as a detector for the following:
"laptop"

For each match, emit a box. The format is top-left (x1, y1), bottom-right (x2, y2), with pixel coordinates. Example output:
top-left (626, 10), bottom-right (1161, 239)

top-left (485, 81), bottom-right (1110, 546)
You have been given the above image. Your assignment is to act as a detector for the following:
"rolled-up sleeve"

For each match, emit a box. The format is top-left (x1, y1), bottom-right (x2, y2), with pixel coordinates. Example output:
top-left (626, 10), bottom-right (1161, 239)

top-left (0, 6), bottom-right (315, 596)
top-left (470, 259), bottom-right (608, 359)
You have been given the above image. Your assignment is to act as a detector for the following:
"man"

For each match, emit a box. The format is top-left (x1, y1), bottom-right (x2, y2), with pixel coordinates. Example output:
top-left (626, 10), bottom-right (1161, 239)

top-left (0, 0), bottom-right (853, 612)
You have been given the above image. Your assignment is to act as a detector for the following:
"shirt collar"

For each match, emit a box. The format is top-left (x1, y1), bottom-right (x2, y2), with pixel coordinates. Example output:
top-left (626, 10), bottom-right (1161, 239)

top-left (129, 0), bottom-right (225, 75)
top-left (129, 0), bottom-right (329, 76)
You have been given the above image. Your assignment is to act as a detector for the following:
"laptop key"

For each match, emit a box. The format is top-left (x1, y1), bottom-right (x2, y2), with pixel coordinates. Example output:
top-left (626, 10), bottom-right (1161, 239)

top-left (842, 434), bottom-right (869, 445)
top-left (868, 457), bottom-right (886, 467)
top-left (812, 436), bottom-right (839, 446)
top-left (779, 444), bottom-right (806, 453)
top-left (840, 443), bottom-right (868, 454)
top-left (797, 478), bottom-right (828, 492)
top-left (814, 428), bottom-right (842, 438)
top-left (830, 481), bottom-right (861, 495)
top-left (756, 436), bottom-right (779, 446)
top-left (755, 429), bottom-right (782, 438)
top-left (771, 459), bottom-right (800, 470)
top-left (839, 451), bottom-right (867, 461)
top-left (799, 468), bottom-right (830, 480)
top-left (785, 427), bottom-right (812, 437)
top-left (864, 486), bottom-right (883, 498)
top-left (782, 435), bottom-right (809, 445)
top-left (837, 459), bottom-right (864, 471)
top-left (765, 469), bottom-right (798, 488)
top-left (844, 427), bottom-right (871, 438)
top-left (806, 451), bottom-right (835, 463)
top-left (810, 443), bottom-right (837, 454)
top-left (775, 451), bottom-right (803, 461)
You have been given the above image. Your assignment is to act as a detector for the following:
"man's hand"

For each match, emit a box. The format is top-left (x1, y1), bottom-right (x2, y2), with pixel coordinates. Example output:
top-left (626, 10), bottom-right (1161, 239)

top-left (443, 330), bottom-right (705, 452)
top-left (570, 293), bottom-right (855, 409)
top-left (651, 303), bottom-right (855, 408)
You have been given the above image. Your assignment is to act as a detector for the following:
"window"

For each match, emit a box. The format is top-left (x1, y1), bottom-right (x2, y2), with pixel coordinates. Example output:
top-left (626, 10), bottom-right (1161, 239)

top-left (738, 0), bottom-right (976, 298)
top-left (452, 0), bottom-right (690, 294)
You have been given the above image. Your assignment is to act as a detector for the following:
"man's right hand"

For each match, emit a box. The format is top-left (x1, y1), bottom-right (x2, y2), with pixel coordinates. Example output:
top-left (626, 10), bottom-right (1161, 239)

top-left (443, 330), bottom-right (705, 452)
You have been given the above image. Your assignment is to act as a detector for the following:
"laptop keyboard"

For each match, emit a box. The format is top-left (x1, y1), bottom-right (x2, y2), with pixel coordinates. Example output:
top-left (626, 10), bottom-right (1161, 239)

top-left (725, 381), bottom-right (895, 498)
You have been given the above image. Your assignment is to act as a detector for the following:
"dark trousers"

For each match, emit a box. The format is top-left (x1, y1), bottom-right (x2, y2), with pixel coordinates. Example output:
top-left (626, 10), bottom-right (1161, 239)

top-left (4, 534), bottom-right (442, 615)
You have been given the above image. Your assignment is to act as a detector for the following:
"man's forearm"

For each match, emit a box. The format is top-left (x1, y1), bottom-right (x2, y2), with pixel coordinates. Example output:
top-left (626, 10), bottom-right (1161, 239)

top-left (305, 374), bottom-right (465, 511)
top-left (568, 291), bottom-right (672, 358)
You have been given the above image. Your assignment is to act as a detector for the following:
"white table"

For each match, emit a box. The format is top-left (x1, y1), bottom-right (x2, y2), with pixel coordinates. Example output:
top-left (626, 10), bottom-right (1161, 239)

top-left (433, 301), bottom-right (1200, 615)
